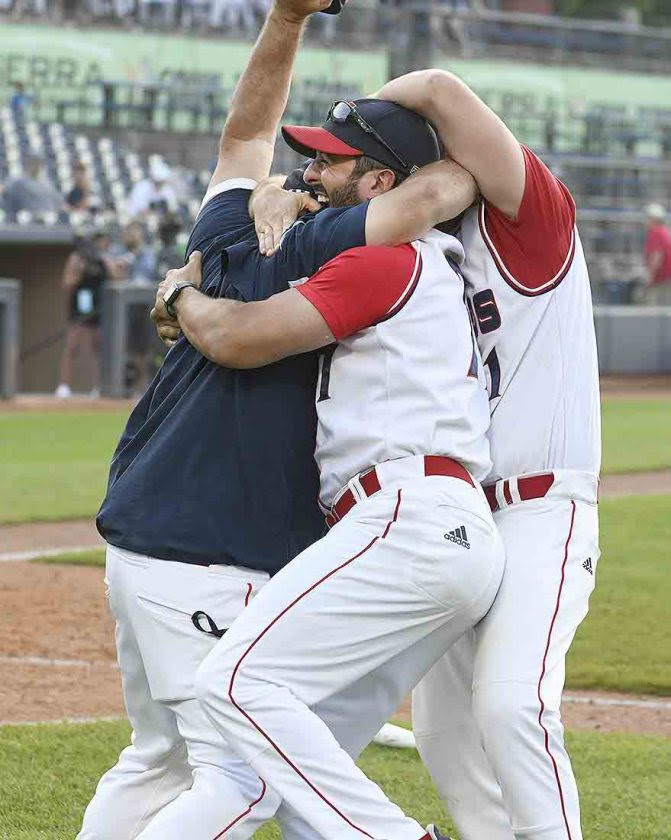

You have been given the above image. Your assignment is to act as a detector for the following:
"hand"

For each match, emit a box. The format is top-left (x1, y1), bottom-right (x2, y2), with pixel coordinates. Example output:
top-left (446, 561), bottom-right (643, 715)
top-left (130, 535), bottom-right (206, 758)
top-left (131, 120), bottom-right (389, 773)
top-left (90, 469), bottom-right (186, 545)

top-left (153, 313), bottom-right (182, 348)
top-left (159, 250), bottom-right (203, 297)
top-left (151, 251), bottom-right (203, 347)
top-left (252, 185), bottom-right (321, 255)
top-left (273, 0), bottom-right (334, 23)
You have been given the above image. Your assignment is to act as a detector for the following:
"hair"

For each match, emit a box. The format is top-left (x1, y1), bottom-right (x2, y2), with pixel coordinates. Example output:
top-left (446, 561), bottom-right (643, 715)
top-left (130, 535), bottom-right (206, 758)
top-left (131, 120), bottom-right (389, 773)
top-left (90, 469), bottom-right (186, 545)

top-left (351, 155), bottom-right (408, 188)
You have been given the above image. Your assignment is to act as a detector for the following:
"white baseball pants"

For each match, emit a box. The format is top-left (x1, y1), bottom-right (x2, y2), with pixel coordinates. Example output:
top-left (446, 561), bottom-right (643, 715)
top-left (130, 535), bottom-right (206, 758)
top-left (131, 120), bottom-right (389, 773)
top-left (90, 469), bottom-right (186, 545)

top-left (195, 473), bottom-right (505, 840)
top-left (413, 470), bottom-right (600, 840)
top-left (78, 544), bottom-right (454, 840)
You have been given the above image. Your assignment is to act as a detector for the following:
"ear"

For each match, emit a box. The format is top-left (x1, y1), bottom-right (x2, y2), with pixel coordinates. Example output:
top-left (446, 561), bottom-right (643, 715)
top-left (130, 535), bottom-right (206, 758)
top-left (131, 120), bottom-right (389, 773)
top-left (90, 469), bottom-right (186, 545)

top-left (369, 168), bottom-right (397, 196)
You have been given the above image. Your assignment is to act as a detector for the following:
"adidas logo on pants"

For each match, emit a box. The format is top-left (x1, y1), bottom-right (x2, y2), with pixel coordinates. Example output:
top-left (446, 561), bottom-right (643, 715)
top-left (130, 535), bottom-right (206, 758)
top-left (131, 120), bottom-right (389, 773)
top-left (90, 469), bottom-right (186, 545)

top-left (444, 526), bottom-right (470, 549)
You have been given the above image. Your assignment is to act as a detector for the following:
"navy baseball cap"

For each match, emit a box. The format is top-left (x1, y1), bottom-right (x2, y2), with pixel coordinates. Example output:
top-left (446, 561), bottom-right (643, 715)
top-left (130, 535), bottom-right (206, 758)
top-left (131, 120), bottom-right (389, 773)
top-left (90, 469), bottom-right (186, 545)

top-left (282, 99), bottom-right (442, 176)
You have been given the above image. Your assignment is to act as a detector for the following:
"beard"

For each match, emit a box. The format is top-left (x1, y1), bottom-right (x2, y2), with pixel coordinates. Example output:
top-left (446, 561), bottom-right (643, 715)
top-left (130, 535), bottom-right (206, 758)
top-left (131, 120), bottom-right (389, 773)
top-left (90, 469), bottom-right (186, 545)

top-left (327, 174), bottom-right (362, 208)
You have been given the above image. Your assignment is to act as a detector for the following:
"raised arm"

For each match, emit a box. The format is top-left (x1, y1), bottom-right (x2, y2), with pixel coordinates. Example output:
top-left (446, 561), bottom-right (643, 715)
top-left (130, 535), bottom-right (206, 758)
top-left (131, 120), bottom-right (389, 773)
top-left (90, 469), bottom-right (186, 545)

top-left (375, 70), bottom-right (526, 219)
top-left (210, 0), bottom-right (333, 187)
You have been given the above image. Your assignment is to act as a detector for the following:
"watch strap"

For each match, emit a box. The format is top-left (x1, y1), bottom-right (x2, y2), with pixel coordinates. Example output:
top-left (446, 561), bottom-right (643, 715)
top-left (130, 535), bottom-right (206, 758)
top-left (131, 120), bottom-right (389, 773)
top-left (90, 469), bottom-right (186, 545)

top-left (165, 281), bottom-right (196, 318)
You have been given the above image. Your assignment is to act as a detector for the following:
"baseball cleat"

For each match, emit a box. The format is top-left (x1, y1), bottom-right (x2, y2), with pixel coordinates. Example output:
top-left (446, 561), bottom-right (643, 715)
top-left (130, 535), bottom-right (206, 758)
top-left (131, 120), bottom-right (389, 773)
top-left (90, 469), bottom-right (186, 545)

top-left (426, 824), bottom-right (454, 840)
top-left (372, 723), bottom-right (417, 749)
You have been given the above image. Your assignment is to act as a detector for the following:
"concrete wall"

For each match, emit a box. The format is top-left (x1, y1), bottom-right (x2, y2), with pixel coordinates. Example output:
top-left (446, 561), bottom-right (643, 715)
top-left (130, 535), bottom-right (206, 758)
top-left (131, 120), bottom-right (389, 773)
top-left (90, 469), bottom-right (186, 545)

top-left (594, 305), bottom-right (671, 375)
top-left (0, 228), bottom-right (78, 393)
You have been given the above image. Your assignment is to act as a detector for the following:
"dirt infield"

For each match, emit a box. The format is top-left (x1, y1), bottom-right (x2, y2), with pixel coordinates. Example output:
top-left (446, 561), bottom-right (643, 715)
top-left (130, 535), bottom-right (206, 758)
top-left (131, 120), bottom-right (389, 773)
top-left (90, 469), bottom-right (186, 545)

top-left (1, 378), bottom-right (669, 732)
top-left (1, 560), bottom-right (669, 736)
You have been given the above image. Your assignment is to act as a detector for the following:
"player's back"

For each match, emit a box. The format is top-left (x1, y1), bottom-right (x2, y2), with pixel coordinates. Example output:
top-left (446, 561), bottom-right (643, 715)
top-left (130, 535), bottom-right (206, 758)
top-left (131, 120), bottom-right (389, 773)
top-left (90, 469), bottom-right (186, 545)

top-left (460, 146), bottom-right (601, 483)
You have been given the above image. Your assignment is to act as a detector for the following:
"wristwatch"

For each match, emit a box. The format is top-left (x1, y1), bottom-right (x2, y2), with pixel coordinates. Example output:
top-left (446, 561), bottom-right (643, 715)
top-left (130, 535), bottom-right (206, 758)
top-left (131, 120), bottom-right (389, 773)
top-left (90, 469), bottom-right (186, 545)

top-left (163, 281), bottom-right (197, 318)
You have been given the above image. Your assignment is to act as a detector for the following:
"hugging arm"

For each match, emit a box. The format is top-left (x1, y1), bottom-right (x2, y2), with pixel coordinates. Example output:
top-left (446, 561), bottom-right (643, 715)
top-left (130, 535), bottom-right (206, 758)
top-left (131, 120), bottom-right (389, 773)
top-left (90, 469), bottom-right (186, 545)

top-left (152, 251), bottom-right (334, 367)
top-left (154, 246), bottom-right (415, 369)
top-left (364, 158), bottom-right (478, 245)
top-left (251, 158), bottom-right (478, 253)
top-left (375, 70), bottom-right (526, 218)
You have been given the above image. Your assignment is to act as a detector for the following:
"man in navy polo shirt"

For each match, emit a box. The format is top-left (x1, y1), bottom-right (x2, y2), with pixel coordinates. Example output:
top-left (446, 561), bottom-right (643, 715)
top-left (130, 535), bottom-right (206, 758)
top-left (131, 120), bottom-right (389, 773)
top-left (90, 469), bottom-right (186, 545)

top-left (79, 2), bottom-right (478, 838)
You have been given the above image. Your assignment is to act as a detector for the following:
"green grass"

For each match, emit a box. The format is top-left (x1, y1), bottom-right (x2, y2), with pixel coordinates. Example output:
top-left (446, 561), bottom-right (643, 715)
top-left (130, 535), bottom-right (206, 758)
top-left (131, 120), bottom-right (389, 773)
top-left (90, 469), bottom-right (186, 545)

top-left (0, 720), bottom-right (669, 839)
top-left (31, 549), bottom-right (106, 567)
top-left (567, 494), bottom-right (671, 694)
top-left (0, 397), bottom-right (669, 526)
top-left (601, 397), bottom-right (671, 474)
top-left (0, 411), bottom-right (127, 525)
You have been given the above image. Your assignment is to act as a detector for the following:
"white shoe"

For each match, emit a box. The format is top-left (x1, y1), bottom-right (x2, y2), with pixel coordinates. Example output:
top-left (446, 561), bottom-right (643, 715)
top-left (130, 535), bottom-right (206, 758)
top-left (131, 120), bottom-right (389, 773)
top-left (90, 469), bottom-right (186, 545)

top-left (426, 824), bottom-right (454, 840)
top-left (372, 723), bottom-right (416, 749)
top-left (55, 383), bottom-right (72, 399)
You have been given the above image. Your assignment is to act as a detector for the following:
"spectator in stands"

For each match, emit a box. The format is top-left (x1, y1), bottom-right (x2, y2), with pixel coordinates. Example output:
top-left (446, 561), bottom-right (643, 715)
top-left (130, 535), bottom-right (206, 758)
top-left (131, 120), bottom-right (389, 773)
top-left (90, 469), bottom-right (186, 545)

top-left (643, 203), bottom-right (671, 305)
top-left (109, 221), bottom-right (158, 282)
top-left (210, 0), bottom-right (256, 33)
top-left (9, 81), bottom-right (33, 119)
top-left (155, 212), bottom-right (185, 279)
top-left (125, 158), bottom-right (179, 219)
top-left (2, 151), bottom-right (63, 221)
top-left (55, 231), bottom-right (111, 399)
top-left (65, 161), bottom-right (92, 210)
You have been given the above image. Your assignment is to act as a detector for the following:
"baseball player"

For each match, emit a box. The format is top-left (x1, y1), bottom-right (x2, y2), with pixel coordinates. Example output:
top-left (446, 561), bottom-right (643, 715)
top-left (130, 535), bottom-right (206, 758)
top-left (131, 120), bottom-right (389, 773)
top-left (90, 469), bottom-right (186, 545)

top-left (374, 71), bottom-right (601, 839)
top-left (157, 170), bottom-right (505, 840)
top-left (79, 3), bottom-right (478, 839)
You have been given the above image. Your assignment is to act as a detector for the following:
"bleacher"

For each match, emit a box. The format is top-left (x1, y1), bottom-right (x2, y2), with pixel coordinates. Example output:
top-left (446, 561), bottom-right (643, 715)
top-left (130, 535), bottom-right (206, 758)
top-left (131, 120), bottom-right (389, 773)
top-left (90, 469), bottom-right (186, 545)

top-left (2, 2), bottom-right (671, 74)
top-left (0, 106), bottom-right (207, 231)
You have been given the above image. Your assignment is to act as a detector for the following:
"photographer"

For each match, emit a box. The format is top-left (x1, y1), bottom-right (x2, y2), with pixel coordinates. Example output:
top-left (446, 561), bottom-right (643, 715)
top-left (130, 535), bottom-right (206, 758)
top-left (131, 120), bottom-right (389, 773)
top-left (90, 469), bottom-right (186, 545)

top-left (55, 230), bottom-right (111, 399)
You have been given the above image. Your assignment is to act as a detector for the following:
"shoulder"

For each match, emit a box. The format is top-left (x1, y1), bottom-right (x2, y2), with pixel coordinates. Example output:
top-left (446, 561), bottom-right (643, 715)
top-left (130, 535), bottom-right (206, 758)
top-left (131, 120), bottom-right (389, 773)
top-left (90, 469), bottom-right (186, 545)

top-left (297, 244), bottom-right (421, 340)
top-left (480, 146), bottom-right (576, 296)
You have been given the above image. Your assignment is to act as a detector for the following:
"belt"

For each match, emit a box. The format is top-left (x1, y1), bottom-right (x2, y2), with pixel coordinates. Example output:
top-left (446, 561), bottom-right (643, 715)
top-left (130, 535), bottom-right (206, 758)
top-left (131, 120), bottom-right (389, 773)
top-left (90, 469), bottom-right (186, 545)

top-left (484, 472), bottom-right (555, 513)
top-left (326, 455), bottom-right (474, 529)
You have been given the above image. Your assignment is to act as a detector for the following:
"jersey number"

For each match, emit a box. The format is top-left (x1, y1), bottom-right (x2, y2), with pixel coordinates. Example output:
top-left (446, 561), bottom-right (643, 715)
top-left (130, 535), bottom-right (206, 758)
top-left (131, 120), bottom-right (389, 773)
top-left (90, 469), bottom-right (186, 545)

top-left (318, 345), bottom-right (336, 402)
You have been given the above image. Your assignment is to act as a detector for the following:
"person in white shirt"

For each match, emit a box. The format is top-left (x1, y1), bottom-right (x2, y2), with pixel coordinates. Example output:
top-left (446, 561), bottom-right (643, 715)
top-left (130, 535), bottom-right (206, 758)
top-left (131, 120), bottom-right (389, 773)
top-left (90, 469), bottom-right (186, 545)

top-left (126, 159), bottom-right (179, 219)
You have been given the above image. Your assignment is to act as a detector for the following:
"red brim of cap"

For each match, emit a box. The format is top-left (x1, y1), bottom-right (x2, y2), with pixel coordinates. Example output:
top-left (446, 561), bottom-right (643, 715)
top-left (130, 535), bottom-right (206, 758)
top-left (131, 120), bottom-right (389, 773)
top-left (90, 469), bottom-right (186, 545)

top-left (282, 125), bottom-right (363, 158)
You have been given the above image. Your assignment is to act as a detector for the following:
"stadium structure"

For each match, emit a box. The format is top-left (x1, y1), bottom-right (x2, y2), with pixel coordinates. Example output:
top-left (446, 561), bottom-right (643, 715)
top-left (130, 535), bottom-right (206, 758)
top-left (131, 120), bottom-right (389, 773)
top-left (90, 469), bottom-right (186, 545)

top-left (1, 0), bottom-right (671, 396)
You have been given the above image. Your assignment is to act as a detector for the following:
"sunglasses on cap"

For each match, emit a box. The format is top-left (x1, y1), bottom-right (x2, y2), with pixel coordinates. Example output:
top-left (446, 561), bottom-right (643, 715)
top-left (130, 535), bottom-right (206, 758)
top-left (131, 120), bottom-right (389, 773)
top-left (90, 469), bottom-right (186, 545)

top-left (328, 100), bottom-right (410, 174)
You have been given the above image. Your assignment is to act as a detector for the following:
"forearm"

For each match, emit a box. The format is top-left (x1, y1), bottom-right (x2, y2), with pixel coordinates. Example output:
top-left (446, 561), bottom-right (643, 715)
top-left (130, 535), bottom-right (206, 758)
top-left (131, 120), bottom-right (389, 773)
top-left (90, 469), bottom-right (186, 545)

top-left (175, 288), bottom-right (245, 367)
top-left (366, 160), bottom-right (477, 247)
top-left (222, 9), bottom-right (306, 150)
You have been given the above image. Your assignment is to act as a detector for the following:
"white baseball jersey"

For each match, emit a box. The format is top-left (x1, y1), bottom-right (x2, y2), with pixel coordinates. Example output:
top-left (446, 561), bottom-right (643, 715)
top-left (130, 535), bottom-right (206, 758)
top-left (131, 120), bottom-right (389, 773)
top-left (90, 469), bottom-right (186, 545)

top-left (459, 146), bottom-right (601, 482)
top-left (296, 230), bottom-right (492, 507)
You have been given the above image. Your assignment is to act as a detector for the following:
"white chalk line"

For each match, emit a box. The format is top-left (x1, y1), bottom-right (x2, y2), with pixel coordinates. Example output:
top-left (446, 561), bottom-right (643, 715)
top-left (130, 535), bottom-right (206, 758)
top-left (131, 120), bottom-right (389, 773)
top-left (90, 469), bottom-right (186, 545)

top-left (563, 692), bottom-right (671, 710)
top-left (1, 655), bottom-right (670, 710)
top-left (0, 654), bottom-right (118, 670)
top-left (0, 544), bottom-right (102, 563)
top-left (0, 715), bottom-right (124, 728)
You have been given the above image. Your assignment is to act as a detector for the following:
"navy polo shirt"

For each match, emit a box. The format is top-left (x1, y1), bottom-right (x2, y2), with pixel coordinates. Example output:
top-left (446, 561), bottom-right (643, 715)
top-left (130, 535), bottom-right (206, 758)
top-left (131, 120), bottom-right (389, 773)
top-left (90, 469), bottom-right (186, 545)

top-left (97, 180), bottom-right (368, 575)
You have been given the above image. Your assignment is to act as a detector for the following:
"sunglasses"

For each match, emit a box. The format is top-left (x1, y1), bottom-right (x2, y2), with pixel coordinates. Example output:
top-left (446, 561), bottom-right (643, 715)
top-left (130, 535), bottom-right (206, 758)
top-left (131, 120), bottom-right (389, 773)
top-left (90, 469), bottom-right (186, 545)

top-left (328, 100), bottom-right (410, 174)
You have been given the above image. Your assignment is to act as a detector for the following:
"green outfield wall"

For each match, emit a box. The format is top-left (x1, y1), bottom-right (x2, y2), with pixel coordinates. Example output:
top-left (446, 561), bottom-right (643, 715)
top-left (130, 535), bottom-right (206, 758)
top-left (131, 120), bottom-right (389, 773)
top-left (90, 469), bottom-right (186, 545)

top-left (1, 23), bottom-right (670, 113)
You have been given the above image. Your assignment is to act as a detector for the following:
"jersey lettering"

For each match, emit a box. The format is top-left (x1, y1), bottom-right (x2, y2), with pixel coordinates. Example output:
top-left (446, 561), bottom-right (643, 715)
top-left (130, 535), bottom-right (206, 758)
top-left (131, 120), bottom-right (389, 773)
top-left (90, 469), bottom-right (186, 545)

top-left (484, 347), bottom-right (501, 400)
top-left (318, 345), bottom-right (336, 402)
top-left (472, 289), bottom-right (502, 334)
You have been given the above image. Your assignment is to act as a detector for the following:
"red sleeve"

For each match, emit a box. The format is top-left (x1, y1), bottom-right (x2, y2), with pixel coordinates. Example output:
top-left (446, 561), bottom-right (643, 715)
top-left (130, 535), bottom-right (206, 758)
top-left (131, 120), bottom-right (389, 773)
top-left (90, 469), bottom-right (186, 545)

top-left (296, 244), bottom-right (421, 340)
top-left (480, 145), bottom-right (576, 296)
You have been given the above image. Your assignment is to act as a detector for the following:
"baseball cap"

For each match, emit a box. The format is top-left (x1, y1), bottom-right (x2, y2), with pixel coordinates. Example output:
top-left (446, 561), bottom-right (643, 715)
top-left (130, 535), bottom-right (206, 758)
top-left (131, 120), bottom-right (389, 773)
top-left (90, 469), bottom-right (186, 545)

top-left (282, 99), bottom-right (442, 176)
top-left (646, 203), bottom-right (666, 221)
